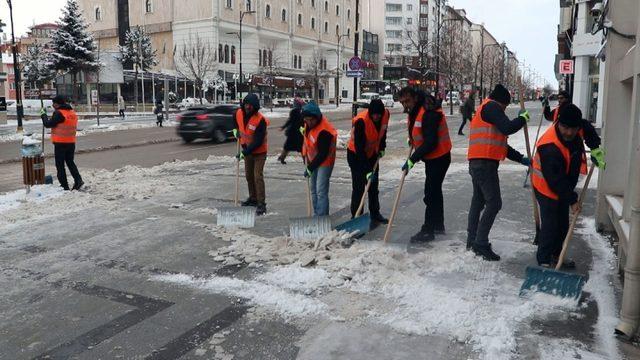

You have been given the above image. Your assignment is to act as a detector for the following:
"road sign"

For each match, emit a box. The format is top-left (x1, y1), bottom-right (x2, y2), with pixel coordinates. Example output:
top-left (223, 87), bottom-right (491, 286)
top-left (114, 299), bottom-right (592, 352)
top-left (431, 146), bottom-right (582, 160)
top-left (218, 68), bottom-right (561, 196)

top-left (346, 70), bottom-right (363, 78)
top-left (348, 56), bottom-right (362, 71)
top-left (91, 89), bottom-right (98, 105)
top-left (559, 60), bottom-right (574, 75)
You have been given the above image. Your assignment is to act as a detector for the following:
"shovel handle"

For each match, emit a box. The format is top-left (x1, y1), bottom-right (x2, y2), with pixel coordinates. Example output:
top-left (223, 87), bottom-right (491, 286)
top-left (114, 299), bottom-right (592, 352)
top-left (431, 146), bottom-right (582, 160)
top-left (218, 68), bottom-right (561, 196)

top-left (234, 137), bottom-right (241, 206)
top-left (306, 176), bottom-right (313, 217)
top-left (355, 158), bottom-right (380, 217)
top-left (555, 163), bottom-right (596, 270)
top-left (519, 77), bottom-right (541, 231)
top-left (383, 147), bottom-right (413, 244)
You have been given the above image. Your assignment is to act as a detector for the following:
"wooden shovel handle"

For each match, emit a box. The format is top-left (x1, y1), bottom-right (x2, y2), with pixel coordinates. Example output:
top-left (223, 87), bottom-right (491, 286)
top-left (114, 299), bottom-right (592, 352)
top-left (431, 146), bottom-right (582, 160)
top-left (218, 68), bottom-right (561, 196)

top-left (519, 77), bottom-right (541, 229)
top-left (383, 147), bottom-right (413, 244)
top-left (355, 158), bottom-right (380, 217)
top-left (234, 137), bottom-right (241, 206)
top-left (555, 163), bottom-right (596, 270)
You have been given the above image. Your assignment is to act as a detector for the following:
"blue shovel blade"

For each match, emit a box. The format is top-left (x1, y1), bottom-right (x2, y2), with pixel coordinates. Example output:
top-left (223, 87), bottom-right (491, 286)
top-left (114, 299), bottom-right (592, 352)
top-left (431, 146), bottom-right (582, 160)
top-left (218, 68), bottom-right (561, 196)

top-left (520, 265), bottom-right (587, 300)
top-left (335, 214), bottom-right (371, 237)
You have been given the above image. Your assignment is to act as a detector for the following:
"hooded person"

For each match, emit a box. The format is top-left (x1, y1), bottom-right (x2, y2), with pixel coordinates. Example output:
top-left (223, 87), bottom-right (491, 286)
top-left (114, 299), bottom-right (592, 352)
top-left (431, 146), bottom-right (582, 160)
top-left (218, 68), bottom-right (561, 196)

top-left (465, 84), bottom-right (531, 261)
top-left (277, 97), bottom-right (305, 164)
top-left (532, 103), bottom-right (604, 268)
top-left (301, 102), bottom-right (338, 216)
top-left (235, 93), bottom-right (270, 215)
top-left (346, 99), bottom-right (390, 224)
top-left (40, 95), bottom-right (84, 191)
top-left (397, 87), bottom-right (452, 243)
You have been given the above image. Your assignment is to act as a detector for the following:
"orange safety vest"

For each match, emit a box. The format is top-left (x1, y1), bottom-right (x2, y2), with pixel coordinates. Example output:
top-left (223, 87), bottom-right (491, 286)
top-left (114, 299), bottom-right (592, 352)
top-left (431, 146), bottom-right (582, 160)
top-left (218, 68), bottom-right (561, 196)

top-left (532, 125), bottom-right (588, 200)
top-left (235, 109), bottom-right (270, 154)
top-left (409, 107), bottom-right (452, 160)
top-left (302, 116), bottom-right (338, 167)
top-left (51, 109), bottom-right (78, 144)
top-left (347, 109), bottom-right (389, 158)
top-left (467, 99), bottom-right (509, 161)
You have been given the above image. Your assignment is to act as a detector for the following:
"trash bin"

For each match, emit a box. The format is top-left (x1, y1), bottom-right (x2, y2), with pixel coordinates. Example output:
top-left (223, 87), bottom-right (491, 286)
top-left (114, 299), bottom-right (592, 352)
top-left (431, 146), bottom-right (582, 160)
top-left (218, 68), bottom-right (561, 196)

top-left (21, 135), bottom-right (45, 186)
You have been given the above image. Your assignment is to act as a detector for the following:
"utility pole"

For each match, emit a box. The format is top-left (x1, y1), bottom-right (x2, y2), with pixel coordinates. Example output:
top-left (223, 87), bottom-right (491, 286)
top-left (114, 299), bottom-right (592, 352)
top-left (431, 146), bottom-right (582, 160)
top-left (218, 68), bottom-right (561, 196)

top-left (352, 0), bottom-right (360, 117)
top-left (500, 42), bottom-right (506, 84)
top-left (435, 0), bottom-right (441, 94)
top-left (6, 0), bottom-right (24, 132)
top-left (96, 40), bottom-right (101, 126)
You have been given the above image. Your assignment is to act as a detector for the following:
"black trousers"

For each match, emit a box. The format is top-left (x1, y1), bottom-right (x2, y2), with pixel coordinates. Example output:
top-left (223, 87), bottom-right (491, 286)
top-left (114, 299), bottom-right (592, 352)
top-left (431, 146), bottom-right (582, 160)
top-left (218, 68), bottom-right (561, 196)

top-left (458, 115), bottom-right (471, 134)
top-left (347, 151), bottom-right (380, 217)
top-left (422, 152), bottom-right (451, 232)
top-left (54, 143), bottom-right (82, 189)
top-left (467, 159), bottom-right (502, 248)
top-left (536, 190), bottom-right (570, 264)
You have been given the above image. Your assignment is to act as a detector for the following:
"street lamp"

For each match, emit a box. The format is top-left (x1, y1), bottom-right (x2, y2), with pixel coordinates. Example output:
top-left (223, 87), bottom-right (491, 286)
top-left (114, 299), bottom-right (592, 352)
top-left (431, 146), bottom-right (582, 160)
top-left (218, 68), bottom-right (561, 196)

top-left (227, 9), bottom-right (255, 98)
top-left (5, 0), bottom-right (24, 132)
top-left (328, 34), bottom-right (349, 108)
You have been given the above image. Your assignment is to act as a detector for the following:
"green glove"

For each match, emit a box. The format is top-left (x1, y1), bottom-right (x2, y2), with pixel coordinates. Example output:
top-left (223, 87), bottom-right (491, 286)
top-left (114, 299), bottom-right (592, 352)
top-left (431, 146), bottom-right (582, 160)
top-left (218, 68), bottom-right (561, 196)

top-left (299, 126), bottom-right (306, 135)
top-left (591, 147), bottom-right (606, 169)
top-left (236, 152), bottom-right (245, 161)
top-left (232, 129), bottom-right (239, 138)
top-left (303, 167), bottom-right (313, 178)
top-left (39, 108), bottom-right (46, 117)
top-left (378, 150), bottom-right (385, 158)
top-left (366, 172), bottom-right (373, 181)
top-left (401, 159), bottom-right (415, 173)
top-left (518, 109), bottom-right (530, 122)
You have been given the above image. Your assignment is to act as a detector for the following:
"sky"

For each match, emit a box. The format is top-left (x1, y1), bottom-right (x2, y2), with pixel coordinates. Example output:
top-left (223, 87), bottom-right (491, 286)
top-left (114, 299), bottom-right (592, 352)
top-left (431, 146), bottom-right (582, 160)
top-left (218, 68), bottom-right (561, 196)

top-left (1, 0), bottom-right (559, 86)
top-left (449, 0), bottom-right (559, 87)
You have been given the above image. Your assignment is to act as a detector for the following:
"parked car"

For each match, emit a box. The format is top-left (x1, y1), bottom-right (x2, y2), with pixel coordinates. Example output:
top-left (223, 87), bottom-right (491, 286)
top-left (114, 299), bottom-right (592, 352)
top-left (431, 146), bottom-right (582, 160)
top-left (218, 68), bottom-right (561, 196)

top-left (176, 104), bottom-right (238, 143)
top-left (381, 94), bottom-right (395, 108)
top-left (356, 92), bottom-right (380, 104)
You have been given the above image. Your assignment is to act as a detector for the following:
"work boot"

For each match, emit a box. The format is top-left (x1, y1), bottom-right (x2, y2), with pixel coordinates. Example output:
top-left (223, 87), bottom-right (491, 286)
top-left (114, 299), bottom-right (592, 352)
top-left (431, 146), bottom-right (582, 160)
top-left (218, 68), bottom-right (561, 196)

top-left (458, 131), bottom-right (465, 136)
top-left (72, 180), bottom-right (85, 191)
top-left (472, 244), bottom-right (501, 261)
top-left (466, 238), bottom-right (474, 250)
top-left (434, 225), bottom-right (446, 235)
top-left (277, 154), bottom-right (287, 165)
top-left (256, 203), bottom-right (267, 216)
top-left (371, 213), bottom-right (389, 225)
top-left (241, 198), bottom-right (258, 207)
top-left (410, 229), bottom-right (434, 243)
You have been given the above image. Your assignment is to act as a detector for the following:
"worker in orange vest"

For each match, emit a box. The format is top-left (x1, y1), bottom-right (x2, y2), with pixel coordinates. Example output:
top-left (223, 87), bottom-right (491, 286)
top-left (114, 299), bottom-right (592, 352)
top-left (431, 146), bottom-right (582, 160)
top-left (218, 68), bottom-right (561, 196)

top-left (40, 96), bottom-right (83, 191)
top-left (398, 88), bottom-right (452, 243)
top-left (235, 94), bottom-right (270, 215)
top-left (347, 99), bottom-right (389, 224)
top-left (532, 104), bottom-right (604, 268)
top-left (466, 84), bottom-right (531, 261)
top-left (301, 102), bottom-right (337, 216)
top-left (542, 90), bottom-right (570, 122)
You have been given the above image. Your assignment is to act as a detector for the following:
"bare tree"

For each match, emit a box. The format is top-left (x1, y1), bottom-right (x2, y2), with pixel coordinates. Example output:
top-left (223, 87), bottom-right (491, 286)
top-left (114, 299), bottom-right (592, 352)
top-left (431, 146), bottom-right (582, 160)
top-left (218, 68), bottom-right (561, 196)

top-left (304, 49), bottom-right (330, 103)
top-left (258, 42), bottom-right (285, 111)
top-left (174, 33), bottom-right (218, 104)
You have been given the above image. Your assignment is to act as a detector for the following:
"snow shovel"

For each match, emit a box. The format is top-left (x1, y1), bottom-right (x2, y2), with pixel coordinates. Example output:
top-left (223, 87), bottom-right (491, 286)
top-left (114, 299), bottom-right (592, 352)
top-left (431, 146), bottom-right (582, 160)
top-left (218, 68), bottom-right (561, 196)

top-left (334, 159), bottom-right (380, 236)
top-left (289, 163), bottom-right (332, 240)
top-left (216, 137), bottom-right (255, 228)
top-left (519, 163), bottom-right (595, 300)
top-left (383, 147), bottom-right (413, 244)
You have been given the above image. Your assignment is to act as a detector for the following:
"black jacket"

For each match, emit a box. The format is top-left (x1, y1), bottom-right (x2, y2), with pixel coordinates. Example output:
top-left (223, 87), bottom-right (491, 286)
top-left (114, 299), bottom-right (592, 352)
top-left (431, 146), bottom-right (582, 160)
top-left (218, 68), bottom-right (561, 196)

top-left (476, 101), bottom-right (527, 163)
top-left (349, 114), bottom-right (387, 171)
top-left (408, 105), bottom-right (444, 163)
top-left (238, 109), bottom-right (267, 155)
top-left (282, 107), bottom-right (303, 137)
top-left (41, 103), bottom-right (73, 128)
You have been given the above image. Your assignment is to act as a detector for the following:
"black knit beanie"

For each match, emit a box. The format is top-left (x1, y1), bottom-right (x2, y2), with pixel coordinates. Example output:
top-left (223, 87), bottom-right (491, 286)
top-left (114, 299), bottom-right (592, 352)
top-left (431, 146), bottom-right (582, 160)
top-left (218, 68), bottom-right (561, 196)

top-left (368, 99), bottom-right (385, 115)
top-left (557, 104), bottom-right (582, 128)
top-left (489, 84), bottom-right (511, 105)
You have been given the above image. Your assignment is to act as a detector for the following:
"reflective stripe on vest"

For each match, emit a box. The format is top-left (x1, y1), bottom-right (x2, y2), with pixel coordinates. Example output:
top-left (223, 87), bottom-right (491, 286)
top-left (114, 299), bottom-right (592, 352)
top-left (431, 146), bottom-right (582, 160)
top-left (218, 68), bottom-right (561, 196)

top-left (235, 109), bottom-right (270, 154)
top-left (532, 125), bottom-right (587, 200)
top-left (347, 109), bottom-right (389, 158)
top-left (467, 99), bottom-right (508, 161)
top-left (303, 116), bottom-right (338, 167)
top-left (51, 109), bottom-right (78, 144)
top-left (409, 107), bottom-right (452, 160)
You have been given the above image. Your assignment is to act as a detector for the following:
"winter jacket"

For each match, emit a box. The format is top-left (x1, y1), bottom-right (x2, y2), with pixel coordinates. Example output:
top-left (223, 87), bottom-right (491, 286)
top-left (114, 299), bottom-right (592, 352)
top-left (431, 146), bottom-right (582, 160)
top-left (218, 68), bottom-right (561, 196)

top-left (240, 109), bottom-right (267, 155)
top-left (461, 97), bottom-right (475, 118)
top-left (282, 107), bottom-right (303, 137)
top-left (407, 105), bottom-right (443, 163)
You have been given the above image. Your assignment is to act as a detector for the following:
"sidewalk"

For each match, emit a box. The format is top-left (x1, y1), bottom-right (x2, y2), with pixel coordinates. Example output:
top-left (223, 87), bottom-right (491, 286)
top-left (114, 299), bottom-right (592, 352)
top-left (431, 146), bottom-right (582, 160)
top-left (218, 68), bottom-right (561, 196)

top-left (0, 111), bottom-right (626, 359)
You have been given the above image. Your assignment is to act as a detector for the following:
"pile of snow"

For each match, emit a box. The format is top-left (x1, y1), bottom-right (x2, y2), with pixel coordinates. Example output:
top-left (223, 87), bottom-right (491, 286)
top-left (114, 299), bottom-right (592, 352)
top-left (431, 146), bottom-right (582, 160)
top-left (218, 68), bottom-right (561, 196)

top-left (0, 185), bottom-right (64, 215)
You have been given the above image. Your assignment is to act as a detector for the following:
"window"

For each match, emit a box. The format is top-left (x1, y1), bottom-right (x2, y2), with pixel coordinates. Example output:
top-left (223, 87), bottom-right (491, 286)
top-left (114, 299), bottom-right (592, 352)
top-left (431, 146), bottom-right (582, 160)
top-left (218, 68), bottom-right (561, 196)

top-left (311, 0), bottom-right (315, 7)
top-left (406, 17), bottom-right (413, 25)
top-left (293, 55), bottom-right (297, 69)
top-left (219, 44), bottom-right (224, 62)
top-left (231, 46), bottom-right (236, 64)
top-left (95, 7), bottom-right (102, 21)
top-left (246, 0), bottom-right (252, 11)
top-left (385, 4), bottom-right (402, 12)
top-left (347, 28), bottom-right (350, 37)
top-left (226, 0), bottom-right (232, 8)
top-left (386, 30), bottom-right (402, 38)
top-left (265, 4), bottom-right (271, 18)
top-left (324, 21), bottom-right (328, 33)
top-left (335, 24), bottom-right (339, 36)
top-left (297, 13), bottom-right (302, 26)
top-left (347, 9), bottom-right (350, 20)
top-left (268, 50), bottom-right (272, 66)
top-left (260, 50), bottom-right (263, 66)
top-left (385, 17), bottom-right (402, 26)
top-left (299, 57), bottom-right (302, 69)
top-left (407, 4), bottom-right (413, 11)
top-left (420, 18), bottom-right (427, 27)
top-left (336, 5), bottom-right (339, 16)
top-left (224, 45), bottom-right (229, 63)
top-left (281, 9), bottom-right (287, 22)
top-left (420, 4), bottom-right (427, 14)
top-left (311, 17), bottom-right (316, 30)
top-left (145, 0), bottom-right (152, 13)
top-left (324, 1), bottom-right (328, 12)
top-left (263, 49), bottom-right (268, 66)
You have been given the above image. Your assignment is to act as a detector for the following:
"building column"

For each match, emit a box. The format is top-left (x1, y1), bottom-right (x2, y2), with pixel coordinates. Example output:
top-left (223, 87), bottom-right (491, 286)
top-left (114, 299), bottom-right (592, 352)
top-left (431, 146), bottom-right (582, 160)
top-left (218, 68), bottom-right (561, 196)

top-left (572, 55), bottom-right (591, 116)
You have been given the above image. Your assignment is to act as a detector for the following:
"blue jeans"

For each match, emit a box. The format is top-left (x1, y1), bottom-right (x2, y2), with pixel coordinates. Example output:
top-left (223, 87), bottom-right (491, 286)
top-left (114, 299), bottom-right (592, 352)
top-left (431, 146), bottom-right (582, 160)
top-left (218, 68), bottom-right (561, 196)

top-left (310, 165), bottom-right (333, 216)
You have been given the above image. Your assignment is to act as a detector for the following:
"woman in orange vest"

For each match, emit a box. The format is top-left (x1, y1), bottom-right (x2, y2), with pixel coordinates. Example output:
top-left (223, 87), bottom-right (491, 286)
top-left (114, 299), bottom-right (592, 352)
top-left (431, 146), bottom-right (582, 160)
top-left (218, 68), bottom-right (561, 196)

top-left (301, 102), bottom-right (337, 216)
top-left (466, 84), bottom-right (530, 261)
top-left (532, 104), bottom-right (604, 268)
top-left (235, 93), bottom-right (270, 215)
top-left (40, 95), bottom-right (83, 191)
top-left (397, 88), bottom-right (452, 243)
top-left (347, 99), bottom-right (389, 224)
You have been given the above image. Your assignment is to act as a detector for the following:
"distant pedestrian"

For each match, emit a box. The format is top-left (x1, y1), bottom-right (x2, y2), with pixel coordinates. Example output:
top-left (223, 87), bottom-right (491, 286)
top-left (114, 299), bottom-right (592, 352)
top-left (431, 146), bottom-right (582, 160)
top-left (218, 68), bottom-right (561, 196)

top-left (301, 102), bottom-right (338, 216)
top-left (543, 90), bottom-right (571, 122)
top-left (458, 92), bottom-right (475, 135)
top-left (154, 101), bottom-right (164, 127)
top-left (277, 98), bottom-right (305, 164)
top-left (118, 95), bottom-right (126, 119)
top-left (235, 93), bottom-right (270, 215)
top-left (40, 95), bottom-right (83, 191)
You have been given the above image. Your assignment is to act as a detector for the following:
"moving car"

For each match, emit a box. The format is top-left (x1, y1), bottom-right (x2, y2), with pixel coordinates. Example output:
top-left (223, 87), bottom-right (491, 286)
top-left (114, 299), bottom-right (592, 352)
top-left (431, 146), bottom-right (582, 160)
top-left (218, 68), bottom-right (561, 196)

top-left (176, 104), bottom-right (238, 143)
top-left (381, 94), bottom-right (395, 108)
